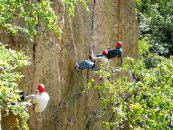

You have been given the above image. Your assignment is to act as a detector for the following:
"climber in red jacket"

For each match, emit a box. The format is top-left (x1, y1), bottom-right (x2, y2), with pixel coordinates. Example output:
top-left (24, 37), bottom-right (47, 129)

top-left (23, 84), bottom-right (50, 113)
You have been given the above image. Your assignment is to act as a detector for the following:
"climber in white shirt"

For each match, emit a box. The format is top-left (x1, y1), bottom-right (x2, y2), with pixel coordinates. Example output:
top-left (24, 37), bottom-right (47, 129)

top-left (75, 50), bottom-right (109, 71)
top-left (24, 84), bottom-right (50, 113)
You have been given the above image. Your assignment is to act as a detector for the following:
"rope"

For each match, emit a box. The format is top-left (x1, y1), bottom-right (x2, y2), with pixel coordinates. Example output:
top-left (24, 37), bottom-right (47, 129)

top-left (69, 18), bottom-right (78, 63)
top-left (77, 2), bottom-right (93, 58)
top-left (76, 3), bottom-right (93, 83)
top-left (27, 66), bottom-right (35, 95)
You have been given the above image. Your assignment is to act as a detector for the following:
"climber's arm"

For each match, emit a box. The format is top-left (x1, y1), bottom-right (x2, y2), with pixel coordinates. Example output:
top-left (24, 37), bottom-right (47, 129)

top-left (90, 51), bottom-right (98, 61)
top-left (24, 94), bottom-right (35, 100)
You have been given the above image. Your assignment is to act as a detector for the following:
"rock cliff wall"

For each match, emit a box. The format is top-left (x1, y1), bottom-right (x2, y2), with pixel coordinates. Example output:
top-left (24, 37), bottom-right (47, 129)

top-left (1, 0), bottom-right (138, 130)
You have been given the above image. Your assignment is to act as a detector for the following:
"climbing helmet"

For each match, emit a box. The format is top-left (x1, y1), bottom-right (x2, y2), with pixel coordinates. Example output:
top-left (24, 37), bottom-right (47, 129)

top-left (102, 50), bottom-right (108, 56)
top-left (116, 41), bottom-right (123, 48)
top-left (38, 84), bottom-right (45, 93)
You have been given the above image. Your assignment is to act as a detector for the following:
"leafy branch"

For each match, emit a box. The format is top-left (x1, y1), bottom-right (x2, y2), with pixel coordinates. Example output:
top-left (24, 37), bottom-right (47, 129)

top-left (0, 43), bottom-right (30, 129)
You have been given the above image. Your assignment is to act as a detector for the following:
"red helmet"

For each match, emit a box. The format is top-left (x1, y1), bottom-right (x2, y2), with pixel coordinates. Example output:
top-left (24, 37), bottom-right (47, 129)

top-left (37, 84), bottom-right (45, 93)
top-left (116, 41), bottom-right (123, 48)
top-left (102, 50), bottom-right (108, 56)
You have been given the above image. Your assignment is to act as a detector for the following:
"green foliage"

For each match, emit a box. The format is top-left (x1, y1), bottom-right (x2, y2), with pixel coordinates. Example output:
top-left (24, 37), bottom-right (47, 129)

top-left (135, 0), bottom-right (173, 57)
top-left (0, 43), bottom-right (30, 130)
top-left (85, 42), bottom-right (173, 129)
top-left (63, 0), bottom-right (77, 17)
top-left (86, 57), bottom-right (173, 130)
top-left (138, 37), bottom-right (150, 57)
top-left (0, 0), bottom-right (62, 40)
top-left (63, 0), bottom-right (89, 17)
top-left (0, 0), bottom-right (88, 41)
top-left (138, 38), bottom-right (163, 68)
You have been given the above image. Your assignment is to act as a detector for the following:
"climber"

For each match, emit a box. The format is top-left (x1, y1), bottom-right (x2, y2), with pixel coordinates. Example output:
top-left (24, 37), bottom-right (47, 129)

top-left (96, 41), bottom-right (123, 59)
top-left (75, 50), bottom-right (109, 71)
top-left (23, 84), bottom-right (50, 113)
top-left (97, 41), bottom-right (123, 67)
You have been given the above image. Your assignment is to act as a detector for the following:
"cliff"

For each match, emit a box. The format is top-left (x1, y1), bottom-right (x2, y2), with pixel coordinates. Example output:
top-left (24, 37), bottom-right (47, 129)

top-left (1, 0), bottom-right (138, 130)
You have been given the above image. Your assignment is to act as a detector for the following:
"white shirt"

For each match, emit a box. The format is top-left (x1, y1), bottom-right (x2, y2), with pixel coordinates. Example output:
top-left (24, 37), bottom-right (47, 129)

top-left (33, 92), bottom-right (50, 112)
top-left (91, 52), bottom-right (109, 69)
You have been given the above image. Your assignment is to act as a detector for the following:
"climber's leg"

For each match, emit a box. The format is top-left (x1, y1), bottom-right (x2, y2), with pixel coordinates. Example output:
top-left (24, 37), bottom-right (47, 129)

top-left (77, 60), bottom-right (94, 70)
top-left (75, 63), bottom-right (83, 71)
top-left (91, 64), bottom-right (99, 71)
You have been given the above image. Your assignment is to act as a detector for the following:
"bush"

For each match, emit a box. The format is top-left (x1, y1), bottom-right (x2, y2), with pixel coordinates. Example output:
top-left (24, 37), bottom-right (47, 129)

top-left (0, 43), bottom-right (30, 130)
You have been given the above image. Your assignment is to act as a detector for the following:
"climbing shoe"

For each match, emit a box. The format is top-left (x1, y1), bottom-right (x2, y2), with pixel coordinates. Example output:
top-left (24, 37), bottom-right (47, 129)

top-left (89, 55), bottom-right (92, 60)
top-left (19, 91), bottom-right (25, 101)
top-left (75, 63), bottom-right (83, 71)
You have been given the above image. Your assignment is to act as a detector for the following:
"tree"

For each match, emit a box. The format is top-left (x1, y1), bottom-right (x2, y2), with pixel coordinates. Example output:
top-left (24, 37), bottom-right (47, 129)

top-left (135, 0), bottom-right (173, 57)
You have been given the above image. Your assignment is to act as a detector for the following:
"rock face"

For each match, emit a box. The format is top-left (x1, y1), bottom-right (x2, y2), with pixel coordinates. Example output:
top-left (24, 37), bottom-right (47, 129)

top-left (1, 0), bottom-right (138, 130)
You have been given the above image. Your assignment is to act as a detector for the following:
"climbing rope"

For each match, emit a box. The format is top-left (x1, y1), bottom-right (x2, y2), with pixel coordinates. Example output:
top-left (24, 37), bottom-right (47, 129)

top-left (69, 18), bottom-right (79, 64)
top-left (76, 3), bottom-right (92, 82)
top-left (27, 66), bottom-right (35, 95)
top-left (77, 2), bottom-right (95, 59)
